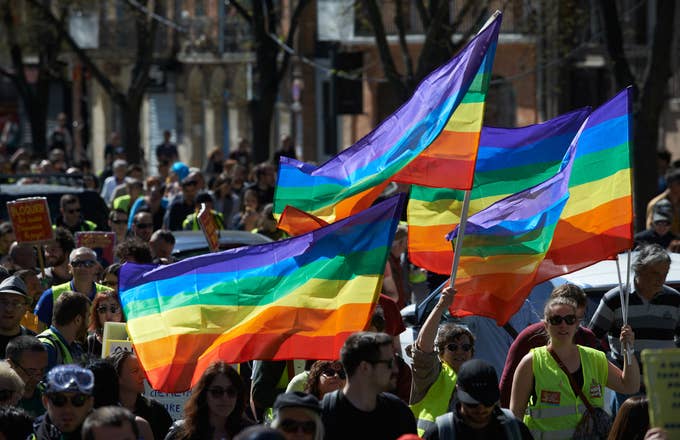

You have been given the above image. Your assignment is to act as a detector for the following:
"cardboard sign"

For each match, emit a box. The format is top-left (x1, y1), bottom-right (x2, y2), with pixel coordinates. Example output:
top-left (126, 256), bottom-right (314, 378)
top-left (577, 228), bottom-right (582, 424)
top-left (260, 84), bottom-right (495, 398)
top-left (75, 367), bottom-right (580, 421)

top-left (76, 231), bottom-right (116, 268)
top-left (197, 203), bottom-right (220, 252)
top-left (7, 197), bottom-right (53, 243)
top-left (101, 322), bottom-right (191, 420)
top-left (642, 348), bottom-right (680, 436)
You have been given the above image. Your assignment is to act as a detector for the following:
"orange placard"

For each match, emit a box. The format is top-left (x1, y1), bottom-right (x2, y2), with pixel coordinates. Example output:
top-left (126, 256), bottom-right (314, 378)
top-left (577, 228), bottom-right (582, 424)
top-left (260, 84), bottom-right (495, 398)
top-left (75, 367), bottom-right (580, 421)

top-left (197, 203), bottom-right (220, 252)
top-left (7, 198), bottom-right (54, 243)
top-left (76, 232), bottom-right (116, 268)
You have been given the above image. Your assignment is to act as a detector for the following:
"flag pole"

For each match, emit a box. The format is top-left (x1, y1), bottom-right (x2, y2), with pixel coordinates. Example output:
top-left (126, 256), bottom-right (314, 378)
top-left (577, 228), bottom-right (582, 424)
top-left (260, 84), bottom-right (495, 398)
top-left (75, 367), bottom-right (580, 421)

top-left (449, 190), bottom-right (472, 287)
top-left (625, 249), bottom-right (633, 364)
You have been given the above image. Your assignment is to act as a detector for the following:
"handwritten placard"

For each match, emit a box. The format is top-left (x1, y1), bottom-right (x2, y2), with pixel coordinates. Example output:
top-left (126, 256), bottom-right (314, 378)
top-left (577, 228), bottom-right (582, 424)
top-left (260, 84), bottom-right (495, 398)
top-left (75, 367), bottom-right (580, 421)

top-left (7, 198), bottom-right (53, 243)
top-left (642, 348), bottom-right (680, 436)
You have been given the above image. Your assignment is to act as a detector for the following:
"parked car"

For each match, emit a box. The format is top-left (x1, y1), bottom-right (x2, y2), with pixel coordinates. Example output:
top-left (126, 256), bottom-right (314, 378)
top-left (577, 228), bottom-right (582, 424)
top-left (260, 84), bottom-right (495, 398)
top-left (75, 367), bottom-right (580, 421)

top-left (0, 183), bottom-right (109, 229)
top-left (171, 230), bottom-right (273, 260)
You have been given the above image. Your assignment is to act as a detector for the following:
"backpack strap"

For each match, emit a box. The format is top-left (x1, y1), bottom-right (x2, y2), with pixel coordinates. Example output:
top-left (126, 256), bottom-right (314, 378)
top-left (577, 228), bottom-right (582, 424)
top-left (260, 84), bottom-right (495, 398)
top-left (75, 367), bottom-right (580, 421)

top-left (435, 412), bottom-right (455, 440)
top-left (498, 407), bottom-right (523, 440)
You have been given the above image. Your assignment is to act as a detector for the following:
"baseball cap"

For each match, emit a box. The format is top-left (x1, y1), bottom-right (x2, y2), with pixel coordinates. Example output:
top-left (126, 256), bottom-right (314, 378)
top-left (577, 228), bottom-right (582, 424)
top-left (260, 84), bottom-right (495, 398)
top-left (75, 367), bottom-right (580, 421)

top-left (43, 364), bottom-right (94, 395)
top-left (455, 359), bottom-right (499, 407)
top-left (273, 391), bottom-right (320, 414)
top-left (653, 200), bottom-right (673, 223)
top-left (0, 276), bottom-right (31, 302)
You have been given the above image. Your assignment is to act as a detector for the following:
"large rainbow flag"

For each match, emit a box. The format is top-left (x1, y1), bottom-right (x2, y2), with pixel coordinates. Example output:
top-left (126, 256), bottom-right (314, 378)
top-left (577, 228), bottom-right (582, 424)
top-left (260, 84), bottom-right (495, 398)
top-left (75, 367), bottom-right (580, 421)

top-left (448, 130), bottom-right (579, 324)
top-left (273, 12), bottom-right (501, 223)
top-left (118, 195), bottom-right (405, 392)
top-left (408, 108), bottom-right (591, 274)
top-left (447, 87), bottom-right (633, 323)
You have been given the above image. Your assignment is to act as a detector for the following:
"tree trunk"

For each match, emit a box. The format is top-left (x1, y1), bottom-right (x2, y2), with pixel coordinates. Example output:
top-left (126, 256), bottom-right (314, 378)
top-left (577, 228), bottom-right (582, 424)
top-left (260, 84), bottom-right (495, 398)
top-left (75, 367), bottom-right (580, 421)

top-left (120, 99), bottom-right (143, 165)
top-left (632, 0), bottom-right (676, 232)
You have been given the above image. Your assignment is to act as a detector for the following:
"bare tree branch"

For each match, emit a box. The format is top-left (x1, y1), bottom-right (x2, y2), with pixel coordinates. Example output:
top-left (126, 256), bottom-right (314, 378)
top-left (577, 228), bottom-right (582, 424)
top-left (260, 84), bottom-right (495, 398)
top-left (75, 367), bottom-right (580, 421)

top-left (229, 0), bottom-right (253, 25)
top-left (598, 0), bottom-right (637, 94)
top-left (363, 0), bottom-right (408, 100)
top-left (394, 0), bottom-right (414, 89)
top-left (277, 0), bottom-right (312, 84)
top-left (414, 0), bottom-right (429, 29)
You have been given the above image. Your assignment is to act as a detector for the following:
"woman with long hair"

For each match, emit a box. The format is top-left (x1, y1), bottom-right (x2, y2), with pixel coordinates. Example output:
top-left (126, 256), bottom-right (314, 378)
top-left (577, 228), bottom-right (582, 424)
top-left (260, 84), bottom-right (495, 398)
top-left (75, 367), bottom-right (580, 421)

top-left (87, 289), bottom-right (124, 357)
top-left (511, 295), bottom-right (640, 439)
top-left (165, 361), bottom-right (253, 440)
top-left (607, 396), bottom-right (650, 440)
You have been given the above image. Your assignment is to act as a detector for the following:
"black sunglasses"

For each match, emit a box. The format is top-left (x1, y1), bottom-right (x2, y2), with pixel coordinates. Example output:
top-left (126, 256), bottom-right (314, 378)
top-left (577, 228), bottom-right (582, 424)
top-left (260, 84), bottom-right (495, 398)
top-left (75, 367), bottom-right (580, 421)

top-left (96, 305), bottom-right (120, 314)
top-left (321, 368), bottom-right (346, 379)
top-left (370, 358), bottom-right (394, 369)
top-left (135, 223), bottom-right (153, 229)
top-left (208, 386), bottom-right (237, 399)
top-left (446, 343), bottom-right (473, 352)
top-left (47, 393), bottom-right (89, 408)
top-left (71, 260), bottom-right (97, 268)
top-left (548, 314), bottom-right (577, 326)
top-left (111, 219), bottom-right (128, 224)
top-left (67, 208), bottom-right (81, 214)
top-left (280, 419), bottom-right (316, 434)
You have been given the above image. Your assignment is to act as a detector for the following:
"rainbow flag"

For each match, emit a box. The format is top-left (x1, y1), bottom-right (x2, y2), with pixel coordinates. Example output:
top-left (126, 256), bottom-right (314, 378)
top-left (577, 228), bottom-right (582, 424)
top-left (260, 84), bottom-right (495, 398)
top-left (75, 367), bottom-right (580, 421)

top-left (273, 13), bottom-right (501, 223)
top-left (118, 194), bottom-right (405, 392)
top-left (409, 108), bottom-right (591, 274)
top-left (538, 87), bottom-right (633, 279)
top-left (447, 135), bottom-right (579, 325)
top-left (445, 87), bottom-right (633, 323)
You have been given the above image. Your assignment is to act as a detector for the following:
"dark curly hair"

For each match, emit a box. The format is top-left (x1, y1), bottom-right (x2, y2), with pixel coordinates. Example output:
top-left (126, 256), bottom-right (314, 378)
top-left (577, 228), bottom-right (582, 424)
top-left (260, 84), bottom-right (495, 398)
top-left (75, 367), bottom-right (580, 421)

top-left (434, 323), bottom-right (475, 356)
top-left (304, 360), bottom-right (345, 399)
top-left (179, 361), bottom-right (251, 440)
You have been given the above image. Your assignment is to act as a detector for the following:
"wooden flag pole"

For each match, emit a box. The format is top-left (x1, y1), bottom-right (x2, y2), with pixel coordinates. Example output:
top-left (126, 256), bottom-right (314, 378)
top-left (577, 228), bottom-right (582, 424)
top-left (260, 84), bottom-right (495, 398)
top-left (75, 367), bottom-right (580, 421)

top-left (449, 190), bottom-right (472, 287)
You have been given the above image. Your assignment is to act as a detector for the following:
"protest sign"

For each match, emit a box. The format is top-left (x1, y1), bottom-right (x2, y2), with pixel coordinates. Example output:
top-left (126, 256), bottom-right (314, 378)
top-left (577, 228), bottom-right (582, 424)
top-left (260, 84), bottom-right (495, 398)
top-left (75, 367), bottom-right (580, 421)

top-left (76, 231), bottom-right (116, 268)
top-left (102, 322), bottom-right (191, 420)
top-left (7, 197), bottom-right (53, 243)
top-left (197, 202), bottom-right (220, 252)
top-left (642, 348), bottom-right (680, 436)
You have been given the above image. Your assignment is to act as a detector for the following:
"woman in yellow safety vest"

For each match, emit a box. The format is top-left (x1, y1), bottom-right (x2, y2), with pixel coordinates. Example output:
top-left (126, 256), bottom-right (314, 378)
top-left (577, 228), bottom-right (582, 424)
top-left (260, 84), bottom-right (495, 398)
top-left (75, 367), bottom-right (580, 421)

top-left (510, 295), bottom-right (640, 440)
top-left (409, 286), bottom-right (475, 436)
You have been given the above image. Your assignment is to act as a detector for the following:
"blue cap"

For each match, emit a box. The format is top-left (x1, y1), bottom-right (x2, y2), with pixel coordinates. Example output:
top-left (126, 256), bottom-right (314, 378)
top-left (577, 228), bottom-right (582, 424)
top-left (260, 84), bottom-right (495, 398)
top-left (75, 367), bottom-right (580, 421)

top-left (171, 162), bottom-right (189, 181)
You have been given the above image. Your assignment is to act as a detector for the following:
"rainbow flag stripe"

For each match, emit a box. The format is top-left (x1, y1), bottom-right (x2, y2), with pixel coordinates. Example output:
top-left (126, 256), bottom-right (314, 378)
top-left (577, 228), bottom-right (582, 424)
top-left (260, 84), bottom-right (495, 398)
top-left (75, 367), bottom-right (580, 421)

top-left (408, 108), bottom-right (591, 274)
top-left (539, 87), bottom-right (633, 278)
top-left (273, 13), bottom-right (501, 223)
top-left (119, 195), bottom-right (405, 392)
top-left (448, 133), bottom-right (579, 324)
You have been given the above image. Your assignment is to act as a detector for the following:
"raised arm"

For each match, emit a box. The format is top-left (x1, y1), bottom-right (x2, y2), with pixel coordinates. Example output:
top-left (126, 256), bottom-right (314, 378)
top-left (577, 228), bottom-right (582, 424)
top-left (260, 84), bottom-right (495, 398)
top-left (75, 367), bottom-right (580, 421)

top-left (510, 351), bottom-right (534, 419)
top-left (606, 324), bottom-right (640, 395)
top-left (415, 286), bottom-right (455, 352)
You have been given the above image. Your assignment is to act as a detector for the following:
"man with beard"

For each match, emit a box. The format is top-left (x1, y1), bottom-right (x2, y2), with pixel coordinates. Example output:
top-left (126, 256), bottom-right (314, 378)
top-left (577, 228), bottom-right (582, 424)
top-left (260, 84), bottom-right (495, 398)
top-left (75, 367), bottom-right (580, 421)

top-left (6, 335), bottom-right (48, 417)
top-left (40, 228), bottom-right (75, 289)
top-left (320, 331), bottom-right (417, 440)
top-left (0, 276), bottom-right (35, 358)
top-left (31, 364), bottom-right (95, 439)
top-left (34, 247), bottom-right (110, 329)
top-left (36, 291), bottom-right (89, 370)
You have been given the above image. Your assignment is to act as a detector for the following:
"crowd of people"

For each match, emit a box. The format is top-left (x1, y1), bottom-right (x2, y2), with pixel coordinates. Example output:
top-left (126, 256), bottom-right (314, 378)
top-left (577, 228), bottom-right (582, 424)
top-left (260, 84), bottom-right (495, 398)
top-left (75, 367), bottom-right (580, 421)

top-left (0, 132), bottom-right (678, 439)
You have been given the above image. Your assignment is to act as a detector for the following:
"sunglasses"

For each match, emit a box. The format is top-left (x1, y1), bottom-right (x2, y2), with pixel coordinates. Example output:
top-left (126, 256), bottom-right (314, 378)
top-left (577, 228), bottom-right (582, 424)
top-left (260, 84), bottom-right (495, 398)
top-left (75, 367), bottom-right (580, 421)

top-left (135, 223), bottom-right (153, 229)
top-left (280, 419), bottom-right (316, 434)
top-left (446, 343), bottom-right (473, 353)
top-left (71, 260), bottom-right (97, 268)
top-left (182, 181), bottom-right (198, 187)
top-left (321, 368), bottom-right (346, 380)
top-left (67, 209), bottom-right (81, 214)
top-left (655, 220), bottom-right (671, 226)
top-left (461, 401), bottom-right (495, 409)
top-left (13, 362), bottom-right (45, 378)
top-left (111, 219), bottom-right (128, 224)
top-left (208, 386), bottom-right (237, 399)
top-left (0, 389), bottom-right (14, 401)
top-left (96, 305), bottom-right (120, 314)
top-left (47, 393), bottom-right (90, 408)
top-left (370, 358), bottom-right (394, 369)
top-left (548, 314), bottom-right (578, 326)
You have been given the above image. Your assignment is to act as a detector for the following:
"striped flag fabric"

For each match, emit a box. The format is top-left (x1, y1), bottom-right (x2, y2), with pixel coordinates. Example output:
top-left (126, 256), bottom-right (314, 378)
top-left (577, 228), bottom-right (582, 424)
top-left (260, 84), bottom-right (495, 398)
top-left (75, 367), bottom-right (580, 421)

top-left (447, 127), bottom-right (581, 324)
top-left (538, 87), bottom-right (633, 279)
top-left (445, 87), bottom-right (633, 323)
top-left (118, 194), bottom-right (405, 392)
top-left (408, 108), bottom-right (591, 274)
top-left (273, 12), bottom-right (501, 223)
